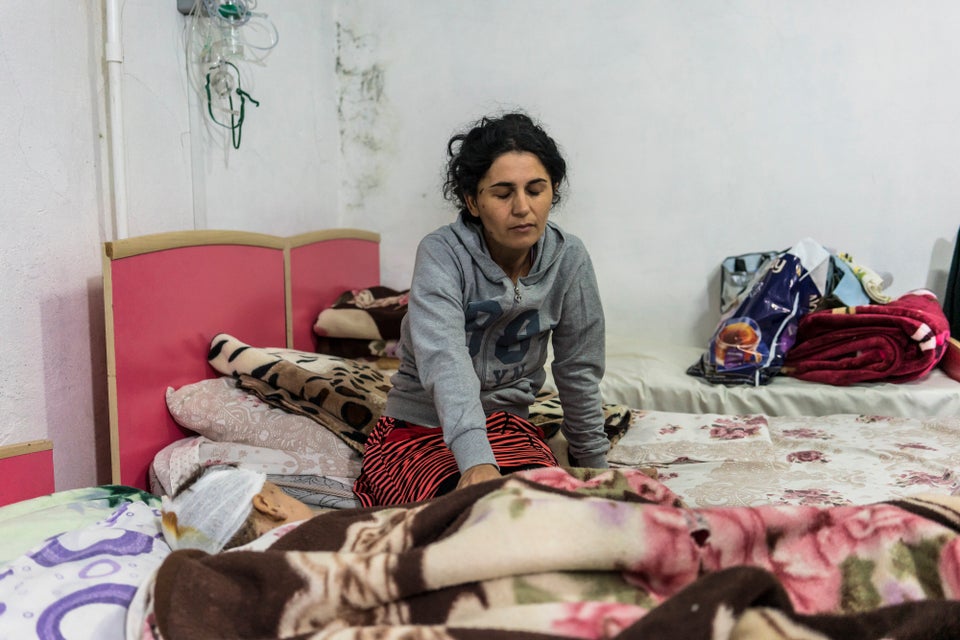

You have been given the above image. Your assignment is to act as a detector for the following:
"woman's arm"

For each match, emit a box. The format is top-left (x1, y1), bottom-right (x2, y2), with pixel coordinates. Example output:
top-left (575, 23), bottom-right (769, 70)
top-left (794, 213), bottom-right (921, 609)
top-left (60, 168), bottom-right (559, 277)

top-left (406, 236), bottom-right (499, 473)
top-left (550, 254), bottom-right (610, 468)
top-left (455, 463), bottom-right (501, 489)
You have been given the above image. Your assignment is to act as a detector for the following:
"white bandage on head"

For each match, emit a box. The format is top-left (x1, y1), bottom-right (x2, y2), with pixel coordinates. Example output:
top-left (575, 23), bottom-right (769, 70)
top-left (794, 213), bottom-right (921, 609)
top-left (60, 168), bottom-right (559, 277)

top-left (160, 465), bottom-right (266, 554)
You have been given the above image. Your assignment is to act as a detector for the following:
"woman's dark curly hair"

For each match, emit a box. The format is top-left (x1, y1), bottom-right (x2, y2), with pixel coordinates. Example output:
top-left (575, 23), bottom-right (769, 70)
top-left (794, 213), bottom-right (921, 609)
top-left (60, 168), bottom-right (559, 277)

top-left (443, 112), bottom-right (567, 224)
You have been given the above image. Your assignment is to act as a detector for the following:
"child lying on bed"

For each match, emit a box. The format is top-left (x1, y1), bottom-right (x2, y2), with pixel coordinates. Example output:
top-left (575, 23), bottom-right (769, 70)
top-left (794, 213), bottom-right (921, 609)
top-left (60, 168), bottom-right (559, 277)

top-left (160, 465), bottom-right (315, 553)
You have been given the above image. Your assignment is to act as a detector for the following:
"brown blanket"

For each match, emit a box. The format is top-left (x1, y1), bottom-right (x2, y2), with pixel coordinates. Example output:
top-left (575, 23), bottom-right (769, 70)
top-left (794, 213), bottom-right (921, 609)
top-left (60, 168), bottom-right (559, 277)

top-left (151, 467), bottom-right (960, 639)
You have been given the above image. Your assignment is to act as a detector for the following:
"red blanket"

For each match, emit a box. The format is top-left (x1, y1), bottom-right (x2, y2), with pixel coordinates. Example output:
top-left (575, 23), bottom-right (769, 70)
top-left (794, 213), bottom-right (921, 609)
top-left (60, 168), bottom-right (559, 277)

top-left (783, 290), bottom-right (950, 385)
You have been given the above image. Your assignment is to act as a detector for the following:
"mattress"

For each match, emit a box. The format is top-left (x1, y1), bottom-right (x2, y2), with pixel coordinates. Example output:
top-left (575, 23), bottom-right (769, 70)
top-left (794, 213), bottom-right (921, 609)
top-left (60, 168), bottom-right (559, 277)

top-left (546, 339), bottom-right (960, 418)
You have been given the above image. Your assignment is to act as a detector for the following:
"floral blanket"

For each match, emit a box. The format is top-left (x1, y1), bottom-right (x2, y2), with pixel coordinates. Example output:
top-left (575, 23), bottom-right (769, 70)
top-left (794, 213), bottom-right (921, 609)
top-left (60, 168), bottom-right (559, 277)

top-left (609, 410), bottom-right (960, 508)
top-left (147, 467), bottom-right (960, 639)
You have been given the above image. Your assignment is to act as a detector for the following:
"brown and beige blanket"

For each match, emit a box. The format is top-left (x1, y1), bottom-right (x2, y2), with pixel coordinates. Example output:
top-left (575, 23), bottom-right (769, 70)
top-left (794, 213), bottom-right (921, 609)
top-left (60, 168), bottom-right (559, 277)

top-left (148, 466), bottom-right (960, 639)
top-left (208, 333), bottom-right (632, 455)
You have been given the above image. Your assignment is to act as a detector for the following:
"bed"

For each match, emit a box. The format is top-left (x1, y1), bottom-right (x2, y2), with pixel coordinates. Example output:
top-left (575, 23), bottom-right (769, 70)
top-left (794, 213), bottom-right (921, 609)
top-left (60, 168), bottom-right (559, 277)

top-left (589, 338), bottom-right (960, 419)
top-left (584, 236), bottom-right (960, 420)
top-left (2, 228), bottom-right (960, 640)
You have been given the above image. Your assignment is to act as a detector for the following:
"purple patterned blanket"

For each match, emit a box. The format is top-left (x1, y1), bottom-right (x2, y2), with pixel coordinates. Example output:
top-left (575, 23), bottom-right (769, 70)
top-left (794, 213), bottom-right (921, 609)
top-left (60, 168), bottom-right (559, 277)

top-left (151, 467), bottom-right (960, 639)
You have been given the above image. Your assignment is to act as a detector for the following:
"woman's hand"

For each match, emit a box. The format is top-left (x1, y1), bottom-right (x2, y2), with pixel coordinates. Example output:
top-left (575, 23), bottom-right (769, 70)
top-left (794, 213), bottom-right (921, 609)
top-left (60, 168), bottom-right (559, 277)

top-left (456, 464), bottom-right (501, 490)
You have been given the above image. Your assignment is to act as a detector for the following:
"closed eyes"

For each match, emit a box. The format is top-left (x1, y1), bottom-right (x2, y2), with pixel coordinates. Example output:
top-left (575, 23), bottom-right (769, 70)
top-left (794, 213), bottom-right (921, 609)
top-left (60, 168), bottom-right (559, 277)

top-left (490, 186), bottom-right (547, 199)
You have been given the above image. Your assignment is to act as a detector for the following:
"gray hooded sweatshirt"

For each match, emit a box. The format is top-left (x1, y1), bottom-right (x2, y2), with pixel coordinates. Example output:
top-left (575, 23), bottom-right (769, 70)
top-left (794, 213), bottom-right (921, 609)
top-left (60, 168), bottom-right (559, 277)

top-left (386, 216), bottom-right (610, 472)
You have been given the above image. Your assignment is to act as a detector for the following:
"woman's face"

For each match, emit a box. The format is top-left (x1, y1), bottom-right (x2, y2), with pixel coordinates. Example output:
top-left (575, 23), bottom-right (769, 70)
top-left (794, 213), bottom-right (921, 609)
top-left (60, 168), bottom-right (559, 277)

top-left (465, 151), bottom-right (555, 261)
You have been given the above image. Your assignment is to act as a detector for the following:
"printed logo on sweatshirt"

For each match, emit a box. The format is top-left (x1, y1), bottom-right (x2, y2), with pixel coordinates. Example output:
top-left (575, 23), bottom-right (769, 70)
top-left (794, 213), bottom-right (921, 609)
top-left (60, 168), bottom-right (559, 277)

top-left (466, 301), bottom-right (542, 383)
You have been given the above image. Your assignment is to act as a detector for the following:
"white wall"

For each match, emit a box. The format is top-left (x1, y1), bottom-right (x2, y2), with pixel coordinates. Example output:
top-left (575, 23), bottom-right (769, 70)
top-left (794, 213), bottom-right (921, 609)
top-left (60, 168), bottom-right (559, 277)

top-left (0, 2), bottom-right (110, 489)
top-left (333, 1), bottom-right (960, 345)
top-left (114, 0), bottom-right (343, 237)
top-left (0, 1), bottom-right (957, 490)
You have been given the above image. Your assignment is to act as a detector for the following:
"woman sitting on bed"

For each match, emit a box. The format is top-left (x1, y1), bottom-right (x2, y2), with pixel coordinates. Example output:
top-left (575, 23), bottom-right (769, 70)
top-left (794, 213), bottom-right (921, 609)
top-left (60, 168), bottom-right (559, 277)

top-left (353, 111), bottom-right (609, 507)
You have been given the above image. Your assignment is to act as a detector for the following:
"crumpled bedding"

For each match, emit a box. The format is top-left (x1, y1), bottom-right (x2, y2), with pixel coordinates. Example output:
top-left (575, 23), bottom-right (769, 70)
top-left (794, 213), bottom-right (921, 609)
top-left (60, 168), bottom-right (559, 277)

top-left (0, 485), bottom-right (158, 566)
top-left (0, 491), bottom-right (168, 640)
top-left (141, 466), bottom-right (960, 640)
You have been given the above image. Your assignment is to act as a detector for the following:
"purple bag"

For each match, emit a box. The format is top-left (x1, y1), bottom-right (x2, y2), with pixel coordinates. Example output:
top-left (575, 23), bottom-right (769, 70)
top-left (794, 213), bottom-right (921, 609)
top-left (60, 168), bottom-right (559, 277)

top-left (688, 238), bottom-right (831, 386)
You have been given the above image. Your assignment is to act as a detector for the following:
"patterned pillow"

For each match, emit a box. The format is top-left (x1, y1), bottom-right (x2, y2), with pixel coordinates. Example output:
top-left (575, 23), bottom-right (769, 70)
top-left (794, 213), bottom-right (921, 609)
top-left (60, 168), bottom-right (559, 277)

top-left (151, 435), bottom-right (363, 498)
top-left (165, 376), bottom-right (362, 476)
top-left (208, 334), bottom-right (391, 453)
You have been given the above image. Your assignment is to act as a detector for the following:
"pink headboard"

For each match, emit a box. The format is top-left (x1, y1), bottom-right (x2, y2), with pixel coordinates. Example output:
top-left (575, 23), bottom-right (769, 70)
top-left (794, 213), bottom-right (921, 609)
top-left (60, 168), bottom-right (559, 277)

top-left (103, 229), bottom-right (380, 490)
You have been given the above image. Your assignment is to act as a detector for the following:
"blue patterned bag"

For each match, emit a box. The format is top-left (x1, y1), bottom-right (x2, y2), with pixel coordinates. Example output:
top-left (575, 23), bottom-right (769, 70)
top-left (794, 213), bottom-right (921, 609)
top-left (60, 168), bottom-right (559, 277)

top-left (688, 238), bottom-right (832, 386)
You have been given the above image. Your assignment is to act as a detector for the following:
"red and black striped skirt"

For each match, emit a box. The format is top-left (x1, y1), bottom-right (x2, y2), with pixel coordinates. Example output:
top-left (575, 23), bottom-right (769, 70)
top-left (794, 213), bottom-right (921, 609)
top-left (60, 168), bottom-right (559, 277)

top-left (353, 411), bottom-right (558, 507)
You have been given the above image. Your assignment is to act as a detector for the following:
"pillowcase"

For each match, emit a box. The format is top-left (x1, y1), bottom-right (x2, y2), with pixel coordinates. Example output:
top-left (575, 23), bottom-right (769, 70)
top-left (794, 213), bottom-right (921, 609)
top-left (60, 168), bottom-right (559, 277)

top-left (607, 410), bottom-right (774, 466)
top-left (150, 436), bottom-right (361, 507)
top-left (314, 286), bottom-right (409, 340)
top-left (165, 376), bottom-right (362, 475)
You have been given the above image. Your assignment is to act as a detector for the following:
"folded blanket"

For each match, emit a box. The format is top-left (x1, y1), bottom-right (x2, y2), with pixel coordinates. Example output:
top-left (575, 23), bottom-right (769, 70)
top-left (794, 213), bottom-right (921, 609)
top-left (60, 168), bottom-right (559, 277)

top-left (782, 290), bottom-right (951, 385)
top-left (314, 286), bottom-right (409, 340)
top-left (314, 335), bottom-right (400, 360)
top-left (149, 466), bottom-right (960, 640)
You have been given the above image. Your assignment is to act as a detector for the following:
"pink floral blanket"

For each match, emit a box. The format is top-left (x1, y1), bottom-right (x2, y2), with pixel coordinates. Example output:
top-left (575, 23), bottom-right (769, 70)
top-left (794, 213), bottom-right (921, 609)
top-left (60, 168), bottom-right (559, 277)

top-left (150, 467), bottom-right (960, 639)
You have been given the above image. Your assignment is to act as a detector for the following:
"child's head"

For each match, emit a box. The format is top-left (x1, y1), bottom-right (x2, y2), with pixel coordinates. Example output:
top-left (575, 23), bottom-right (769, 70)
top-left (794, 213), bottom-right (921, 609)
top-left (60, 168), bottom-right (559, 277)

top-left (160, 465), bottom-right (314, 553)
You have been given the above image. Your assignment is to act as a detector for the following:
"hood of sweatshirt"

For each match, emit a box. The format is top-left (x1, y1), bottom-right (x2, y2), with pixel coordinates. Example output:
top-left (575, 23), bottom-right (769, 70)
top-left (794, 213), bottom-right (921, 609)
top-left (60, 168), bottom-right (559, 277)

top-left (449, 216), bottom-right (567, 286)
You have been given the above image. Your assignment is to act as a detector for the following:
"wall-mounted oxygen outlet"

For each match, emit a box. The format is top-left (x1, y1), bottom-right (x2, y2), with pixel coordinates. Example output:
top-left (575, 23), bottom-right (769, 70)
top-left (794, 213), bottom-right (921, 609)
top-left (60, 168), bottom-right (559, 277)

top-left (181, 0), bottom-right (278, 150)
top-left (178, 0), bottom-right (204, 15)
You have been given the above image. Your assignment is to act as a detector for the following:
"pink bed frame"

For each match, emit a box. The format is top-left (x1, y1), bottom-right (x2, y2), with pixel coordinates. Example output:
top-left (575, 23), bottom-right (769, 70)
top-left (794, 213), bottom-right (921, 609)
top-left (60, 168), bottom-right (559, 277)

top-left (103, 229), bottom-right (380, 491)
top-left (0, 441), bottom-right (55, 506)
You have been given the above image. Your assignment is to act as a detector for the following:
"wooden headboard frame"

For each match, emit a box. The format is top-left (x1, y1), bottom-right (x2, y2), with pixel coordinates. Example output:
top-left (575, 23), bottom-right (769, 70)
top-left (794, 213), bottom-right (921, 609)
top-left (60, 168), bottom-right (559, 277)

top-left (103, 229), bottom-right (380, 491)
